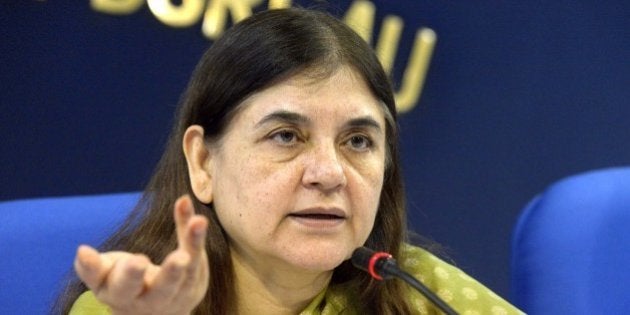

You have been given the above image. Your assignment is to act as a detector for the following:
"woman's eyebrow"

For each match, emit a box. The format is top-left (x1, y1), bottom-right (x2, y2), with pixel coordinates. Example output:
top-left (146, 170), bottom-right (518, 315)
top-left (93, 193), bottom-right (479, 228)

top-left (255, 110), bottom-right (309, 128)
top-left (345, 116), bottom-right (384, 134)
top-left (255, 111), bottom-right (382, 134)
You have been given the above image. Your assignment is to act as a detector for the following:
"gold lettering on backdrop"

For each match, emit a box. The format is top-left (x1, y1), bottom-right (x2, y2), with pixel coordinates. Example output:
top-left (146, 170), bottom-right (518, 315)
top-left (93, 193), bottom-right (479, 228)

top-left (147, 0), bottom-right (205, 27)
top-left (375, 15), bottom-right (402, 74)
top-left (343, 0), bottom-right (375, 44)
top-left (90, 0), bottom-right (435, 113)
top-left (343, 0), bottom-right (436, 113)
top-left (202, 0), bottom-right (263, 40)
top-left (90, 0), bottom-right (143, 15)
top-left (268, 0), bottom-right (292, 9)
top-left (395, 28), bottom-right (435, 113)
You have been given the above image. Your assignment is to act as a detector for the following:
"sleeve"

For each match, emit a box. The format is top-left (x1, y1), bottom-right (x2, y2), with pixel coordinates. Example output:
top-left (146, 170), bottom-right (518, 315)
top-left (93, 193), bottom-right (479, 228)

top-left (400, 244), bottom-right (525, 315)
top-left (68, 291), bottom-right (112, 315)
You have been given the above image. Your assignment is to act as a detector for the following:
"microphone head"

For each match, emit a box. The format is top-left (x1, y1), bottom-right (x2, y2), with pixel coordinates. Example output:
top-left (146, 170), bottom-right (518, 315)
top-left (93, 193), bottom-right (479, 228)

top-left (351, 247), bottom-right (395, 280)
top-left (351, 247), bottom-right (375, 272)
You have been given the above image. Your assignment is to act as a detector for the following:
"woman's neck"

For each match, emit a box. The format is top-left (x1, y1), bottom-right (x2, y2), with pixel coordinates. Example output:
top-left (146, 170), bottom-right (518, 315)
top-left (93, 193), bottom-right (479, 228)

top-left (231, 250), bottom-right (333, 315)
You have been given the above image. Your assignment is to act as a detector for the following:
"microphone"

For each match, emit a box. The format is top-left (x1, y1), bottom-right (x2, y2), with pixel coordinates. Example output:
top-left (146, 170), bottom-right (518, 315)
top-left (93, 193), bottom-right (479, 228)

top-left (351, 247), bottom-right (459, 315)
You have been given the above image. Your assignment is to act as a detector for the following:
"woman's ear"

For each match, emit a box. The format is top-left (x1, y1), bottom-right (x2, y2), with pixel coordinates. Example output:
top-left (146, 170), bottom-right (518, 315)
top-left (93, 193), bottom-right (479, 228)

top-left (183, 125), bottom-right (213, 203)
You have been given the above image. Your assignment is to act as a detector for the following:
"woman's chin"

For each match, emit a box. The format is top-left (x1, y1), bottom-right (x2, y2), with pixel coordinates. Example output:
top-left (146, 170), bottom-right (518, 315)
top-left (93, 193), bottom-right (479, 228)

top-left (281, 247), bottom-right (351, 273)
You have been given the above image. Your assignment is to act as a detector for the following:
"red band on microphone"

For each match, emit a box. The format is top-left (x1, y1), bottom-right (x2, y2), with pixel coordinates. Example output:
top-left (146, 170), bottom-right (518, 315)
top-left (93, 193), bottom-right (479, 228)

top-left (368, 252), bottom-right (393, 280)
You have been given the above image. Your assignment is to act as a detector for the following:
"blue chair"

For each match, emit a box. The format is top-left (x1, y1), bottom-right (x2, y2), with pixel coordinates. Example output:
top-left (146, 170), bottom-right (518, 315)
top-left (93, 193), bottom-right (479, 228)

top-left (511, 167), bottom-right (630, 314)
top-left (0, 192), bottom-right (141, 314)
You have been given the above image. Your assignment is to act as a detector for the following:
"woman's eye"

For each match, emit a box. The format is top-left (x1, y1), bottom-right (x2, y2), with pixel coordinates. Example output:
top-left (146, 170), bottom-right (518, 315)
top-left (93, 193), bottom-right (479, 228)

top-left (270, 130), bottom-right (298, 145)
top-left (347, 135), bottom-right (372, 151)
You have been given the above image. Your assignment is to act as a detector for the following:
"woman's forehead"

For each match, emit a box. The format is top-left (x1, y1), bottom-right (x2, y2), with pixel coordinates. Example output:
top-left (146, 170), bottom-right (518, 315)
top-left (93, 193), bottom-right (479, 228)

top-left (237, 66), bottom-right (382, 117)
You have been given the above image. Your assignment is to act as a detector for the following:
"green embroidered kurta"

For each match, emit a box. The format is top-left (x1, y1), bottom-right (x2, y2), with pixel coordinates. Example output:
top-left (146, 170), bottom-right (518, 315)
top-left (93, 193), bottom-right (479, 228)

top-left (70, 244), bottom-right (523, 314)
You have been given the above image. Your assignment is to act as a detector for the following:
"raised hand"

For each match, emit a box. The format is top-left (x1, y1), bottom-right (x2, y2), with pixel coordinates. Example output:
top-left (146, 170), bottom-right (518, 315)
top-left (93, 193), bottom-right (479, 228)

top-left (74, 195), bottom-right (209, 315)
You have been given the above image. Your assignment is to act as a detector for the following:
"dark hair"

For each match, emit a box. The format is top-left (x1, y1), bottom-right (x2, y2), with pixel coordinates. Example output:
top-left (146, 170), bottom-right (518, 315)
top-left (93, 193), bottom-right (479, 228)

top-left (55, 8), bottom-right (410, 314)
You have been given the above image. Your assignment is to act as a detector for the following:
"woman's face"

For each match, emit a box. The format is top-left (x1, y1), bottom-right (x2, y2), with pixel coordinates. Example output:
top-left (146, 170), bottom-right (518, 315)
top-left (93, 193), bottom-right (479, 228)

top-left (206, 66), bottom-right (387, 273)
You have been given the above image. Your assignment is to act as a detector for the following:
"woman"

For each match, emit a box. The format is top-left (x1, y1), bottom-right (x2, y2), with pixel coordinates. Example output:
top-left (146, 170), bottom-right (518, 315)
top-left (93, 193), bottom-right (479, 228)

top-left (58, 8), bottom-right (522, 315)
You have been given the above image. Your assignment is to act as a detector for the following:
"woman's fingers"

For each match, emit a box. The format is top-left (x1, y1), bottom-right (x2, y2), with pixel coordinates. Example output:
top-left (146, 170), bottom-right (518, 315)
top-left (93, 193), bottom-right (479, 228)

top-left (132, 195), bottom-right (209, 307)
top-left (172, 194), bottom-right (209, 287)
top-left (174, 195), bottom-right (208, 258)
top-left (182, 218), bottom-right (208, 284)
top-left (185, 216), bottom-right (209, 259)
top-left (74, 245), bottom-right (111, 291)
top-left (174, 195), bottom-right (194, 250)
top-left (106, 254), bottom-right (150, 303)
top-left (75, 246), bottom-right (152, 306)
top-left (176, 197), bottom-right (209, 287)
top-left (142, 250), bottom-right (189, 304)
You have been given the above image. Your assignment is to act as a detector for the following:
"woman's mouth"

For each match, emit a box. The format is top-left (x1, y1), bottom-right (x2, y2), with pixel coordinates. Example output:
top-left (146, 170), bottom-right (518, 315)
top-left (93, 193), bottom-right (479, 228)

top-left (288, 208), bottom-right (346, 230)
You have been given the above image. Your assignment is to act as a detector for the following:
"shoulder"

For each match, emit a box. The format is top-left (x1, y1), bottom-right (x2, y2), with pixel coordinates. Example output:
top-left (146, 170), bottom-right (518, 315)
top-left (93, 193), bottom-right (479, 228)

top-left (68, 291), bottom-right (111, 315)
top-left (400, 244), bottom-right (525, 315)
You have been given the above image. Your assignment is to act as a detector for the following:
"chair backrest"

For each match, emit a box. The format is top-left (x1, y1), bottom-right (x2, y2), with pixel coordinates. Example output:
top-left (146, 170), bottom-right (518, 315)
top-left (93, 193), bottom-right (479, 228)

top-left (510, 167), bottom-right (630, 314)
top-left (0, 192), bottom-right (141, 314)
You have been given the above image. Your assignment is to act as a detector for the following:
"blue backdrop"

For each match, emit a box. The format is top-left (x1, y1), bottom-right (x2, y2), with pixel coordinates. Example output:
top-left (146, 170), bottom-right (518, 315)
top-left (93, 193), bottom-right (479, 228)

top-left (2, 0), bottom-right (629, 299)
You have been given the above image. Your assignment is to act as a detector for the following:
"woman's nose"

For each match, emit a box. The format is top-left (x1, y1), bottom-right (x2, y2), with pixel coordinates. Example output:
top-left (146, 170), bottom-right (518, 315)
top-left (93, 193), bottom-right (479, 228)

top-left (301, 143), bottom-right (347, 192)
